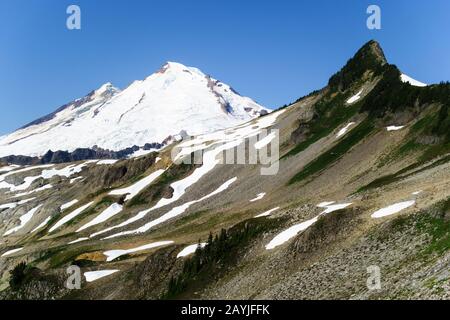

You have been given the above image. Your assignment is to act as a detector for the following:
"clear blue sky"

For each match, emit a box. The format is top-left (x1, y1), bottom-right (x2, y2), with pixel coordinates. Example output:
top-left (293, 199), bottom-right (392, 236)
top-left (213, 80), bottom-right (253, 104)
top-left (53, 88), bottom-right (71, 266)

top-left (1, 0), bottom-right (449, 134)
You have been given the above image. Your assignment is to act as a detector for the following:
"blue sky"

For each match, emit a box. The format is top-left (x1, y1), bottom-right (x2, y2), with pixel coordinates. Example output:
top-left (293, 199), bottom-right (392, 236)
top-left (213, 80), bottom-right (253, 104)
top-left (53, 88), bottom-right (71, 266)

top-left (1, 0), bottom-right (449, 134)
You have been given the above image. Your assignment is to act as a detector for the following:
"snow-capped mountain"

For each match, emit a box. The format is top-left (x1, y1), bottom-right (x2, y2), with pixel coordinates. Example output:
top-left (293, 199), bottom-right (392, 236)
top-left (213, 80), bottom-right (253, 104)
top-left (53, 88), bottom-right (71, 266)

top-left (0, 62), bottom-right (269, 157)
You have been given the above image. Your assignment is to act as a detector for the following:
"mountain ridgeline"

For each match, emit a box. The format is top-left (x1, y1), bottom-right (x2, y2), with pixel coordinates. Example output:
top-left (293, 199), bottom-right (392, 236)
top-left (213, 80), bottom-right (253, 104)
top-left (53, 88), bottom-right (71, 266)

top-left (286, 40), bottom-right (449, 167)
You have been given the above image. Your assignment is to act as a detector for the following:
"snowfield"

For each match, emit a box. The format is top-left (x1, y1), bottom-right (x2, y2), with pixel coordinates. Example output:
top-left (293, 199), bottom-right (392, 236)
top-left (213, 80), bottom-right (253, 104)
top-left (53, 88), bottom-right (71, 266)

top-left (92, 109), bottom-right (285, 239)
top-left (254, 207), bottom-right (279, 218)
top-left (177, 243), bottom-right (207, 258)
top-left (266, 216), bottom-right (319, 250)
top-left (0, 163), bottom-right (87, 195)
top-left (371, 200), bottom-right (416, 218)
top-left (97, 159), bottom-right (119, 165)
top-left (400, 74), bottom-right (427, 87)
top-left (0, 62), bottom-right (269, 157)
top-left (60, 199), bottom-right (79, 211)
top-left (1, 247), bottom-right (23, 257)
top-left (76, 203), bottom-right (123, 232)
top-left (266, 202), bottom-right (352, 250)
top-left (0, 198), bottom-right (35, 210)
top-left (103, 241), bottom-right (174, 262)
top-left (250, 192), bottom-right (266, 202)
top-left (346, 90), bottom-right (363, 104)
top-left (84, 270), bottom-right (119, 282)
top-left (387, 126), bottom-right (405, 131)
top-left (109, 169), bottom-right (165, 201)
top-left (31, 216), bottom-right (52, 233)
top-left (103, 177), bottom-right (238, 239)
top-left (49, 201), bottom-right (94, 232)
top-left (68, 237), bottom-right (88, 244)
top-left (4, 205), bottom-right (43, 236)
top-left (337, 122), bottom-right (355, 138)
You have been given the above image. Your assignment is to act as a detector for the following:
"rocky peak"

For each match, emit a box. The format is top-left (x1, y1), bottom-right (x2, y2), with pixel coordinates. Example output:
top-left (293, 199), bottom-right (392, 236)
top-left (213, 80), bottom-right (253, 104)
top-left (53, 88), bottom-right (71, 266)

top-left (328, 40), bottom-right (388, 92)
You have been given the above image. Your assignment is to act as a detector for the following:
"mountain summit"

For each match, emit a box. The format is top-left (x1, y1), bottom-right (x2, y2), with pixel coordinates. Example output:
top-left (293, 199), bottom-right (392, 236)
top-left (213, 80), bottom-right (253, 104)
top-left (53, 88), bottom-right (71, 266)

top-left (0, 62), bottom-right (269, 157)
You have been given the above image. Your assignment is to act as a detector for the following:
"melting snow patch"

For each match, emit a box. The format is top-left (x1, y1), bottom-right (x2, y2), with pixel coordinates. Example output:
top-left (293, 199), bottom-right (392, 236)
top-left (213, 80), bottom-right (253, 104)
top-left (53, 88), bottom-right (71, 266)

top-left (400, 74), bottom-right (427, 87)
top-left (155, 157), bottom-right (162, 163)
top-left (266, 202), bottom-right (352, 250)
top-left (250, 192), bottom-right (266, 202)
top-left (4, 205), bottom-right (43, 236)
top-left (128, 149), bottom-right (156, 158)
top-left (177, 243), bottom-right (207, 258)
top-left (103, 241), bottom-right (174, 262)
top-left (102, 177), bottom-right (237, 240)
top-left (0, 198), bottom-right (35, 210)
top-left (387, 126), bottom-right (405, 131)
top-left (60, 199), bottom-right (79, 211)
top-left (317, 201), bottom-right (335, 207)
top-left (70, 177), bottom-right (83, 184)
top-left (84, 270), bottom-right (119, 282)
top-left (266, 216), bottom-right (319, 250)
top-left (412, 191), bottom-right (422, 196)
top-left (76, 203), bottom-right (123, 232)
top-left (254, 207), bottom-right (279, 218)
top-left (49, 201), bottom-right (94, 232)
top-left (336, 122), bottom-right (355, 138)
top-left (254, 132), bottom-right (277, 150)
top-left (321, 203), bottom-right (352, 214)
top-left (109, 169), bottom-right (165, 201)
top-left (1, 247), bottom-right (23, 257)
top-left (68, 237), bottom-right (89, 244)
top-left (13, 184), bottom-right (53, 198)
top-left (0, 165), bottom-right (20, 174)
top-left (371, 200), bottom-right (415, 218)
top-left (97, 159), bottom-right (118, 165)
top-left (0, 203), bottom-right (16, 210)
top-left (346, 90), bottom-right (363, 104)
top-left (31, 216), bottom-right (52, 233)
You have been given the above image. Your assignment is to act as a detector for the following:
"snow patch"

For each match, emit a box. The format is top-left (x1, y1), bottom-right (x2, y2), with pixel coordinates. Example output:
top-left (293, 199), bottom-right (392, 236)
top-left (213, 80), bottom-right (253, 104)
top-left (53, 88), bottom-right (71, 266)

top-left (68, 237), bottom-right (89, 244)
top-left (1, 247), bottom-right (23, 257)
top-left (177, 243), bottom-right (207, 258)
top-left (84, 270), bottom-right (119, 282)
top-left (31, 216), bottom-right (52, 233)
top-left (336, 122), bottom-right (355, 138)
top-left (266, 202), bottom-right (352, 249)
top-left (97, 159), bottom-right (118, 165)
top-left (76, 203), bottom-right (123, 232)
top-left (0, 198), bottom-right (35, 210)
top-left (400, 74), bottom-right (427, 87)
top-left (70, 177), bottom-right (83, 184)
top-left (4, 205), bottom-right (43, 236)
top-left (386, 126), bottom-right (405, 131)
top-left (103, 241), bottom-right (174, 262)
top-left (49, 201), bottom-right (94, 232)
top-left (254, 207), bottom-right (279, 218)
top-left (250, 192), bottom-right (266, 202)
top-left (346, 90), bottom-right (363, 104)
top-left (109, 169), bottom-right (165, 201)
top-left (371, 200), bottom-right (415, 218)
top-left (60, 199), bottom-right (79, 211)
